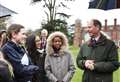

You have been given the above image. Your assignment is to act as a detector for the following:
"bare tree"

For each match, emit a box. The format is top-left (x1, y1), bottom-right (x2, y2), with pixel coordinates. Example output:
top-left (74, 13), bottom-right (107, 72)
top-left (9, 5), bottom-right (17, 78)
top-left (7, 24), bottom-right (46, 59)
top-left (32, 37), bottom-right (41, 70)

top-left (31, 0), bottom-right (74, 34)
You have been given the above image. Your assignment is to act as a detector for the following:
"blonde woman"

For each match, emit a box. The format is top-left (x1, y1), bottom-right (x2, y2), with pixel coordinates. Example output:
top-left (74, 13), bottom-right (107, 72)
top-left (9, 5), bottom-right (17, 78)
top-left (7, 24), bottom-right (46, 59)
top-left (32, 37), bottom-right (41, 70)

top-left (0, 51), bottom-right (14, 82)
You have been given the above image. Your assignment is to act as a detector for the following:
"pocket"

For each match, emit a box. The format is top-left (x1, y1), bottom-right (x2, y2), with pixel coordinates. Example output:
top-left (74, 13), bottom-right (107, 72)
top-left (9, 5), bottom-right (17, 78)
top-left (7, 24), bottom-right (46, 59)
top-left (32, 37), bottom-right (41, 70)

top-left (95, 77), bottom-right (103, 82)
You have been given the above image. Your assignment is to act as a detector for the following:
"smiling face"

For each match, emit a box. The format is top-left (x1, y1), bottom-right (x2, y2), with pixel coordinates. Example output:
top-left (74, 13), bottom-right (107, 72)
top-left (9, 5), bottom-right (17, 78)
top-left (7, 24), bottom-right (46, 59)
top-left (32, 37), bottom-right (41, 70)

top-left (13, 28), bottom-right (27, 44)
top-left (52, 36), bottom-right (63, 50)
top-left (87, 20), bottom-right (100, 37)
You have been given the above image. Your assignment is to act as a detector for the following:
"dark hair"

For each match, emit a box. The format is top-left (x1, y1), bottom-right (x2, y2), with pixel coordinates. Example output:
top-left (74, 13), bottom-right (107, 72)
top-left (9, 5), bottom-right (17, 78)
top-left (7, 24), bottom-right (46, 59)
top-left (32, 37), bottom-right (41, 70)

top-left (7, 24), bottom-right (24, 39)
top-left (26, 34), bottom-right (36, 55)
top-left (52, 36), bottom-right (63, 43)
top-left (93, 19), bottom-right (102, 30)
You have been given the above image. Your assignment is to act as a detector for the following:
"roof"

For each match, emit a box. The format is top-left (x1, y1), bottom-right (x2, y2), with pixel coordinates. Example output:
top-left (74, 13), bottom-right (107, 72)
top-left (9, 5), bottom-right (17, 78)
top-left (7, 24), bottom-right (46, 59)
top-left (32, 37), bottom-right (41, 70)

top-left (0, 4), bottom-right (17, 18)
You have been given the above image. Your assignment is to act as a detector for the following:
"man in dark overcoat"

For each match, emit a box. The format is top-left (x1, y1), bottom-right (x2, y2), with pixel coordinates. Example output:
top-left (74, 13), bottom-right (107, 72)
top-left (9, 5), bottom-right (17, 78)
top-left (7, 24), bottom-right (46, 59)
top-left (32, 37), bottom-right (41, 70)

top-left (76, 19), bottom-right (119, 82)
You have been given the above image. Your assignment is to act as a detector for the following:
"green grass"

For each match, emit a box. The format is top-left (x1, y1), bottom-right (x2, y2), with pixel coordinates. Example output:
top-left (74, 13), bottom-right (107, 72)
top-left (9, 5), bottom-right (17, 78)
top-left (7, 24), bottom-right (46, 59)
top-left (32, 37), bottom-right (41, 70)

top-left (69, 46), bottom-right (120, 82)
top-left (113, 49), bottom-right (120, 82)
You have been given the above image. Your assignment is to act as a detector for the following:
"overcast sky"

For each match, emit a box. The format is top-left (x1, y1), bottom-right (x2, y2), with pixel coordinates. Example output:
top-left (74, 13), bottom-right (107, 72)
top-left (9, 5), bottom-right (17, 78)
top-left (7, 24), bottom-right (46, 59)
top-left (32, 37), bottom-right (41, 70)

top-left (0, 0), bottom-right (120, 30)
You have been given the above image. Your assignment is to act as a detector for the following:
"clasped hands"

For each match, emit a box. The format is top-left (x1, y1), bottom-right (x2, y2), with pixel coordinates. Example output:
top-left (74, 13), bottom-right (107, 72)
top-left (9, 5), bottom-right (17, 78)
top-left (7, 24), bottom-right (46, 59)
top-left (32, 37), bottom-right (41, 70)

top-left (85, 60), bottom-right (95, 70)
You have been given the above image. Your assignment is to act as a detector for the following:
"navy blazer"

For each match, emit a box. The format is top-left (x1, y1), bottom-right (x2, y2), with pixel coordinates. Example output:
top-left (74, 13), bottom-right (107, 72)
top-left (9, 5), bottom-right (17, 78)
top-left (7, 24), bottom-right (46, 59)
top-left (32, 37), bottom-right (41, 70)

top-left (2, 41), bottom-right (39, 82)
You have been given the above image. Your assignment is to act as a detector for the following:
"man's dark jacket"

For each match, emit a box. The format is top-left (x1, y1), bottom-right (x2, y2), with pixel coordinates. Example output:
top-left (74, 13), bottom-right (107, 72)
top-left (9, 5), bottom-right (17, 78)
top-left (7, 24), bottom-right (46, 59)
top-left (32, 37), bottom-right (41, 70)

top-left (2, 41), bottom-right (39, 82)
top-left (76, 34), bottom-right (119, 82)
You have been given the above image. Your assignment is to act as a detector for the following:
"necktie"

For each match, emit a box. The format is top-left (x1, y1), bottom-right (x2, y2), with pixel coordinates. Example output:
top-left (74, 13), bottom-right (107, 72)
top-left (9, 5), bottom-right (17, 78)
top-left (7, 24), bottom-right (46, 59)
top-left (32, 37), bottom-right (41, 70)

top-left (90, 37), bottom-right (96, 47)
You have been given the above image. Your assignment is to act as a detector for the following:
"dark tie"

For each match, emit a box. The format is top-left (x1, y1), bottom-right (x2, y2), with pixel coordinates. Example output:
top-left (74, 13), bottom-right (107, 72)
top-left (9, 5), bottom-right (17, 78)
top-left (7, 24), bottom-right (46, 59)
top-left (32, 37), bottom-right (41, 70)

top-left (90, 37), bottom-right (96, 47)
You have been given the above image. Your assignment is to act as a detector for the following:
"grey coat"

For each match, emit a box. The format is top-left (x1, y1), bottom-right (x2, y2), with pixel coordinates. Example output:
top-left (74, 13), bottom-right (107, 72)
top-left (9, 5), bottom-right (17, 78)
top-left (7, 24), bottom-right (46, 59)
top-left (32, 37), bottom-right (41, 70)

top-left (45, 52), bottom-right (75, 82)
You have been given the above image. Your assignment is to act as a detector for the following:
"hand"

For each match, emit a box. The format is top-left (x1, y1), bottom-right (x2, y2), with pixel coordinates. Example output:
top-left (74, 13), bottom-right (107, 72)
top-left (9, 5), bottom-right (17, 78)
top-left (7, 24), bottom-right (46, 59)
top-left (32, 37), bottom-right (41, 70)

top-left (85, 60), bottom-right (94, 70)
top-left (87, 63), bottom-right (94, 70)
top-left (28, 65), bottom-right (39, 72)
top-left (33, 66), bottom-right (39, 71)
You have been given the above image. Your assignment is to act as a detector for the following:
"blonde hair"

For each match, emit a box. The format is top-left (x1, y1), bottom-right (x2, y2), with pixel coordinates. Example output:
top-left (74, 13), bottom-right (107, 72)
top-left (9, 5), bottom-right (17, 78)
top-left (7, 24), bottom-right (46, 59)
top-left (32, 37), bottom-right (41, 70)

top-left (0, 51), bottom-right (14, 77)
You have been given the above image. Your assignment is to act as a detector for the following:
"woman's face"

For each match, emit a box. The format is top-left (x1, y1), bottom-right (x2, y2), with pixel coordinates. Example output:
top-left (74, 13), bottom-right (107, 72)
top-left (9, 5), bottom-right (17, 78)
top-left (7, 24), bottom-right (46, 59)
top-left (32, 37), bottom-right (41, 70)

top-left (52, 36), bottom-right (62, 49)
top-left (35, 36), bottom-right (41, 49)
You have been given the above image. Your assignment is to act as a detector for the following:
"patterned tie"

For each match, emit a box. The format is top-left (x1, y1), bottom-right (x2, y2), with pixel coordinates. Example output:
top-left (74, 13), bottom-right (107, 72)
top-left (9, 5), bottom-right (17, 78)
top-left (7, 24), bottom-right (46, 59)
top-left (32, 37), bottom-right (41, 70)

top-left (90, 37), bottom-right (96, 47)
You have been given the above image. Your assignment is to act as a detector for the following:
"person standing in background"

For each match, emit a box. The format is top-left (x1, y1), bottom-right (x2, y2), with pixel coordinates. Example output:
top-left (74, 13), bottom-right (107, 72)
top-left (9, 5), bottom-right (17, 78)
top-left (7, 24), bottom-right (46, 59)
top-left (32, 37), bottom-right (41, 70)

top-left (0, 30), bottom-right (7, 48)
top-left (76, 19), bottom-right (119, 82)
top-left (40, 29), bottom-right (48, 50)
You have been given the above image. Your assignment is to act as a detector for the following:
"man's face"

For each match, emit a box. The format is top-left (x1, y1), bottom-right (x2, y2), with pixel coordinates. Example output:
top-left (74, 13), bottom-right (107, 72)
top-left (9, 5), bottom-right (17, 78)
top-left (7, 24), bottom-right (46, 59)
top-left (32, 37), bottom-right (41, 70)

top-left (87, 20), bottom-right (99, 37)
top-left (41, 32), bottom-right (47, 37)
top-left (14, 28), bottom-right (27, 44)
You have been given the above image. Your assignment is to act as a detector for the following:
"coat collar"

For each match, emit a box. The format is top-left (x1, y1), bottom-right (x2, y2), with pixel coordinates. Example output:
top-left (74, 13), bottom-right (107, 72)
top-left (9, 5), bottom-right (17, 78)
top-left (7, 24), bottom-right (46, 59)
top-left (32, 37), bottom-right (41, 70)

top-left (87, 33), bottom-right (107, 47)
top-left (6, 41), bottom-right (25, 54)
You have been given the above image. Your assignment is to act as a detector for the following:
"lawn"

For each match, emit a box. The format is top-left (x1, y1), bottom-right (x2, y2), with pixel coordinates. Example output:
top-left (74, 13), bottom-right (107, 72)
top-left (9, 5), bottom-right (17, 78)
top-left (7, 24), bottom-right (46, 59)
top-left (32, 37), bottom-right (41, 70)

top-left (69, 46), bottom-right (120, 82)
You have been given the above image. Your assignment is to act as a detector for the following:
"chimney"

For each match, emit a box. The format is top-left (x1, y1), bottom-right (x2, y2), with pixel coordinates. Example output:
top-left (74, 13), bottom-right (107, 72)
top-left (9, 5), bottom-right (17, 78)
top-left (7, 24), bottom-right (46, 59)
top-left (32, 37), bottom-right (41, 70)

top-left (104, 19), bottom-right (107, 31)
top-left (113, 18), bottom-right (117, 29)
top-left (114, 18), bottom-right (117, 26)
